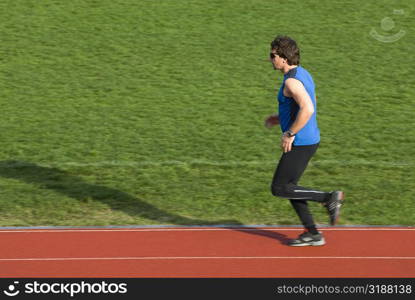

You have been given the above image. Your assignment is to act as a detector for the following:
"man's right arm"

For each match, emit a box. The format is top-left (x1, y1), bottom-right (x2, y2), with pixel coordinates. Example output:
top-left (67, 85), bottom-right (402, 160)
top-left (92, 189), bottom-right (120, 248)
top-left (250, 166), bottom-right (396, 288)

top-left (265, 114), bottom-right (280, 128)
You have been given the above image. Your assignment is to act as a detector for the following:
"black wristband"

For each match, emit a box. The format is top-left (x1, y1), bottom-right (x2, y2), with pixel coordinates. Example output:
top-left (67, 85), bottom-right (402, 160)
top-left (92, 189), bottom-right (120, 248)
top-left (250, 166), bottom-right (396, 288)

top-left (284, 130), bottom-right (296, 137)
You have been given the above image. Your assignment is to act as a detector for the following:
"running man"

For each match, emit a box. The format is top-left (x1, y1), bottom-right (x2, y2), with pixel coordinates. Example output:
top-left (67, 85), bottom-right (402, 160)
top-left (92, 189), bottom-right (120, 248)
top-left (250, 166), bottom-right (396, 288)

top-left (265, 35), bottom-right (344, 246)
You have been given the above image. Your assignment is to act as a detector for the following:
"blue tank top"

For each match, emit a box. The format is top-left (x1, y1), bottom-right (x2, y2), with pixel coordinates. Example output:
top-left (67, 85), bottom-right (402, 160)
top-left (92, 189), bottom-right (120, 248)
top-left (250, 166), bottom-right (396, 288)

top-left (277, 66), bottom-right (320, 146)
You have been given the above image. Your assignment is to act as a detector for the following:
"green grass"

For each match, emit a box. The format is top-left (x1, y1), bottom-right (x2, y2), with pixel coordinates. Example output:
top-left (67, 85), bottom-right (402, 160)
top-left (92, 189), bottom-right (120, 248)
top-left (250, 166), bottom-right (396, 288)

top-left (0, 0), bottom-right (414, 227)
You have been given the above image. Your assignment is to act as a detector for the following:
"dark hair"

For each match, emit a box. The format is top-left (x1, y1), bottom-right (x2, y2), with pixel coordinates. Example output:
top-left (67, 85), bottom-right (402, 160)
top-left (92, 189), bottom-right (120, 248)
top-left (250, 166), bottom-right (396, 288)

top-left (270, 35), bottom-right (300, 66)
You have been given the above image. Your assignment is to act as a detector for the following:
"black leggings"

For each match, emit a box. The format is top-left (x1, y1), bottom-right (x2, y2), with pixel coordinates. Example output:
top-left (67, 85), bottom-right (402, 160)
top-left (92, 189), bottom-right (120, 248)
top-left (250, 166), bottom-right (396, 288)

top-left (271, 143), bottom-right (330, 229)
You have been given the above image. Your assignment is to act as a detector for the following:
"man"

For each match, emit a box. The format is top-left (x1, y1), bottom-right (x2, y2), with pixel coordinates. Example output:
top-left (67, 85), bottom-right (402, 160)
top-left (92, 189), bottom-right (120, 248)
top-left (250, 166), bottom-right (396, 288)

top-left (265, 35), bottom-right (344, 246)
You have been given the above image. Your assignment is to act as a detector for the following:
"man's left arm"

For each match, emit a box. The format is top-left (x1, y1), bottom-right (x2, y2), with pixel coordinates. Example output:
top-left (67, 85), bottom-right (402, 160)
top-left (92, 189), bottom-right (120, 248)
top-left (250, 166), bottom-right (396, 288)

top-left (285, 78), bottom-right (315, 134)
top-left (281, 78), bottom-right (315, 152)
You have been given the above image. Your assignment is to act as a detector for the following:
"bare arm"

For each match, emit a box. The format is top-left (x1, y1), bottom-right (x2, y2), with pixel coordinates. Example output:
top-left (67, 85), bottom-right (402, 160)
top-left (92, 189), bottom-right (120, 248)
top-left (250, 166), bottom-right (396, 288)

top-left (280, 78), bottom-right (315, 152)
top-left (284, 78), bottom-right (314, 134)
top-left (264, 114), bottom-right (279, 128)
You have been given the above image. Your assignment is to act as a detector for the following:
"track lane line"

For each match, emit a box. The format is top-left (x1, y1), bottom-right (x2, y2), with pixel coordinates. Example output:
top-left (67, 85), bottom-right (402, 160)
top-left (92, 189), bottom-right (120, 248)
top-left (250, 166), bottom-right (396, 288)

top-left (0, 228), bottom-right (414, 233)
top-left (1, 256), bottom-right (414, 262)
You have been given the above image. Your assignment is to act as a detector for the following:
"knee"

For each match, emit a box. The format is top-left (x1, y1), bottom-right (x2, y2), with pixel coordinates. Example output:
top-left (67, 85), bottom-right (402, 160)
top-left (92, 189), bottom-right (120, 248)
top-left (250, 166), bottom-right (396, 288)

top-left (271, 183), bottom-right (288, 197)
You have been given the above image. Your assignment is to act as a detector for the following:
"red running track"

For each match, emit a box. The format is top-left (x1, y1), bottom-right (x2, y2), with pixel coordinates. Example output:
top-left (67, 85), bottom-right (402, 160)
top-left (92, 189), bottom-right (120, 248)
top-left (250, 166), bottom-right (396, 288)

top-left (0, 227), bottom-right (414, 278)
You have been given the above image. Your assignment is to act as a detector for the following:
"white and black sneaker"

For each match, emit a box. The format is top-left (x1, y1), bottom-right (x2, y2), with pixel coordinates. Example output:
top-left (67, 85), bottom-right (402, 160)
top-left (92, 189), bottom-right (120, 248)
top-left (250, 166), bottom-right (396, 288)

top-left (287, 232), bottom-right (326, 247)
top-left (325, 191), bottom-right (344, 225)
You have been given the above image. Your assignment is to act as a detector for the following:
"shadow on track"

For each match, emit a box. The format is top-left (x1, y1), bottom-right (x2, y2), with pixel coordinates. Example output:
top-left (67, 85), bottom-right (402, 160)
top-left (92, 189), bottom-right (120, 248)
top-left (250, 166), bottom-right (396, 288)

top-left (224, 226), bottom-right (291, 245)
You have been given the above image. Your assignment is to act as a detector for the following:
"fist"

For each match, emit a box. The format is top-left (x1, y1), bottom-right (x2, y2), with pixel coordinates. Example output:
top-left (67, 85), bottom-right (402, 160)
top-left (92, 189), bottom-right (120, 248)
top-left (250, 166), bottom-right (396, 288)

top-left (264, 114), bottom-right (280, 128)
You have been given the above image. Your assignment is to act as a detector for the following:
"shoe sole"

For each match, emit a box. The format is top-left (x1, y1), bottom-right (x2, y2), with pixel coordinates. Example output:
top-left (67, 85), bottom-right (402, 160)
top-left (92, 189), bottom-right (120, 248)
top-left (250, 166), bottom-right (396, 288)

top-left (288, 238), bottom-right (326, 247)
top-left (331, 191), bottom-right (345, 226)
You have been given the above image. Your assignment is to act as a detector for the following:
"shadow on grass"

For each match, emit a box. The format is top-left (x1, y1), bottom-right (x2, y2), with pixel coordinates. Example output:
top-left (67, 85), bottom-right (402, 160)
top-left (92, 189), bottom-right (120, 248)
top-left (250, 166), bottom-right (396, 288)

top-left (0, 160), bottom-right (240, 226)
top-left (0, 160), bottom-right (292, 245)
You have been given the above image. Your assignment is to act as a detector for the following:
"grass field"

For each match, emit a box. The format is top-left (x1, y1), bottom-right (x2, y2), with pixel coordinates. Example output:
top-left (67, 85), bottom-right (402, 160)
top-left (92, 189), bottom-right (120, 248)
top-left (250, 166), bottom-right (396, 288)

top-left (0, 0), bottom-right (414, 227)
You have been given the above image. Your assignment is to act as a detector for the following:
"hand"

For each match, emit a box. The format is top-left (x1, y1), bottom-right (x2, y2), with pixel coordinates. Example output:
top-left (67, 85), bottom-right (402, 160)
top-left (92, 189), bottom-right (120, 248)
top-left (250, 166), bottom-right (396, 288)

top-left (281, 133), bottom-right (295, 153)
top-left (264, 114), bottom-right (280, 128)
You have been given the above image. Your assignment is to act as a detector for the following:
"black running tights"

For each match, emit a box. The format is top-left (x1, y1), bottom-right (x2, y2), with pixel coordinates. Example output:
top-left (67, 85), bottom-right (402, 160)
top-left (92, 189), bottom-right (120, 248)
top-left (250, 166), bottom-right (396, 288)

top-left (271, 143), bottom-right (330, 230)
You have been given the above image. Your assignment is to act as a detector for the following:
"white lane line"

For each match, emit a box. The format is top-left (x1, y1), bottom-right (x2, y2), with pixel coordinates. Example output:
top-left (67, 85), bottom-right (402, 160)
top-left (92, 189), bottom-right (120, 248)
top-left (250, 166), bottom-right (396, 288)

top-left (0, 256), bottom-right (414, 262)
top-left (0, 228), bottom-right (414, 233)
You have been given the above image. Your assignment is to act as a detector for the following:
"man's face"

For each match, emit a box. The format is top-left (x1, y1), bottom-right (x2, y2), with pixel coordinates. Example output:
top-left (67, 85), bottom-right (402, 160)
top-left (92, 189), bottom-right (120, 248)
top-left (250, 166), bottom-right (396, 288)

top-left (269, 50), bottom-right (285, 70)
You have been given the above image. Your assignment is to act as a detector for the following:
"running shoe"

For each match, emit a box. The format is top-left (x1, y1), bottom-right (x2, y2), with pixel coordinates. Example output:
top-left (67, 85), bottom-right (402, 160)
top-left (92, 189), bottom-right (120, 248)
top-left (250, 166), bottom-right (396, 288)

top-left (287, 231), bottom-right (326, 246)
top-left (325, 191), bottom-right (344, 225)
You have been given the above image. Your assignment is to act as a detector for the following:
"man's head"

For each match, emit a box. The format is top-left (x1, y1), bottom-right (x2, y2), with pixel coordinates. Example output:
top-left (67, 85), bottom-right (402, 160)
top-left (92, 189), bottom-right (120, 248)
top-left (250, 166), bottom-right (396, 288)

top-left (269, 35), bottom-right (300, 70)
